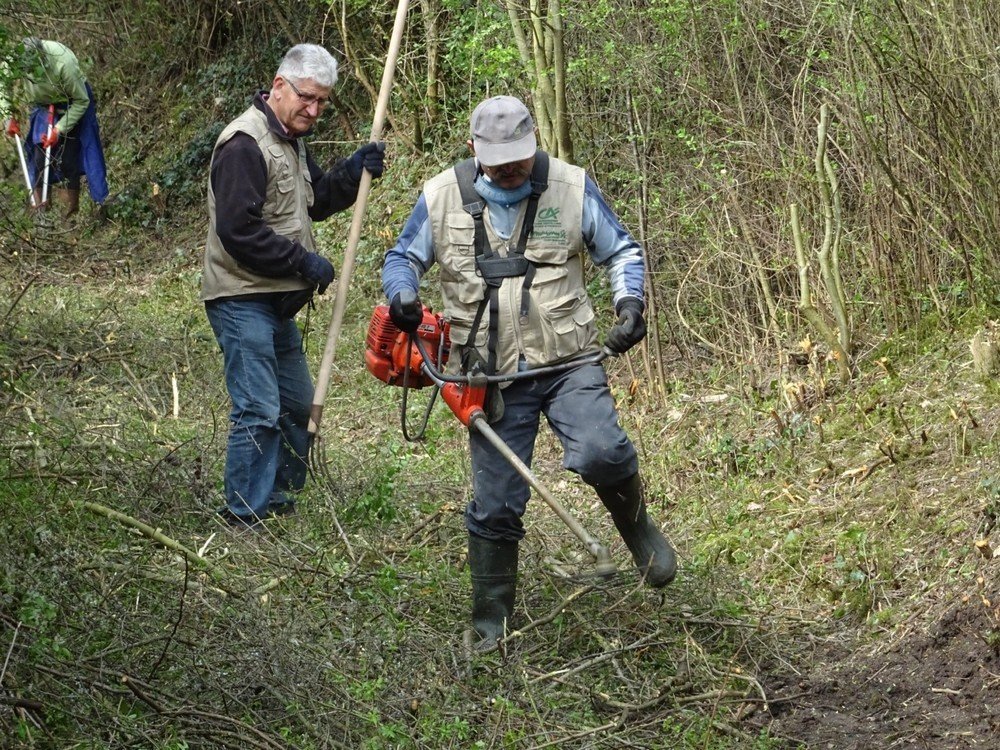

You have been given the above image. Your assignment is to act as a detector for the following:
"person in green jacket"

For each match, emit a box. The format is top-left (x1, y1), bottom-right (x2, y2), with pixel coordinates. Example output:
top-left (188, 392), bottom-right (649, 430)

top-left (3, 38), bottom-right (108, 217)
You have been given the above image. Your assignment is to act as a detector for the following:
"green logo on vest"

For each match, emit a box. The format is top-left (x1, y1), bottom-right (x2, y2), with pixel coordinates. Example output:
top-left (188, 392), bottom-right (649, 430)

top-left (533, 230), bottom-right (567, 241)
top-left (534, 206), bottom-right (565, 241)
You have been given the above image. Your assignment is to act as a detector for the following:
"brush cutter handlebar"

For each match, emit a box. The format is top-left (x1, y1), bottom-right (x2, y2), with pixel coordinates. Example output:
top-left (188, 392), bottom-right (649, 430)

top-left (365, 291), bottom-right (609, 425)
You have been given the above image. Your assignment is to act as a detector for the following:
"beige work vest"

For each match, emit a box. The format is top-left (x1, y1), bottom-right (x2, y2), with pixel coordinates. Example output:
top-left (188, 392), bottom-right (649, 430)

top-left (424, 155), bottom-right (598, 375)
top-left (201, 105), bottom-right (315, 301)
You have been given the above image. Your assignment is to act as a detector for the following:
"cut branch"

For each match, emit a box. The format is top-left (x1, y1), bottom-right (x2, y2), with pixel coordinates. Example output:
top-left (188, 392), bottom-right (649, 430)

top-left (81, 501), bottom-right (215, 572)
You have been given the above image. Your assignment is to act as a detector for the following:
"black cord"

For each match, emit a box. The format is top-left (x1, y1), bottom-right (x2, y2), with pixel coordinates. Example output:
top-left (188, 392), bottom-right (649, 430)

top-left (411, 336), bottom-right (609, 385)
top-left (397, 332), bottom-right (608, 441)
top-left (399, 337), bottom-right (440, 442)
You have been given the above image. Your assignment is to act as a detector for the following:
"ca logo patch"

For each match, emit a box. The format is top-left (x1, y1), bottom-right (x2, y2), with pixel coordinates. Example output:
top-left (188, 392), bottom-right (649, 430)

top-left (534, 206), bottom-right (566, 241)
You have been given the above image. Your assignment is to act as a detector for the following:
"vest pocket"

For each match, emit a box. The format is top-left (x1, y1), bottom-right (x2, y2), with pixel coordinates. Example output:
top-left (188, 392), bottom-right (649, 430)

top-left (537, 290), bottom-right (595, 360)
top-left (524, 242), bottom-right (568, 266)
top-left (441, 216), bottom-right (484, 305)
top-left (444, 307), bottom-right (485, 351)
top-left (267, 175), bottom-right (301, 235)
top-left (446, 217), bottom-right (475, 248)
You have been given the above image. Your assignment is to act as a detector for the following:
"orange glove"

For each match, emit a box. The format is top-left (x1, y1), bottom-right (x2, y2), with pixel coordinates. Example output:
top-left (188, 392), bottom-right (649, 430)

top-left (4, 118), bottom-right (19, 137)
top-left (40, 127), bottom-right (59, 149)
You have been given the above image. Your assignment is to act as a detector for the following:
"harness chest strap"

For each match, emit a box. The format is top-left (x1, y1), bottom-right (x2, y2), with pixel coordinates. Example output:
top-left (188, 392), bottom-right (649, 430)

top-left (453, 152), bottom-right (550, 375)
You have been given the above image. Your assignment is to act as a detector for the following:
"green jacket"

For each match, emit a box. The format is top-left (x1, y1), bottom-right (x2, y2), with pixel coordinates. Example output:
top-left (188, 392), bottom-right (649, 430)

top-left (23, 40), bottom-right (90, 133)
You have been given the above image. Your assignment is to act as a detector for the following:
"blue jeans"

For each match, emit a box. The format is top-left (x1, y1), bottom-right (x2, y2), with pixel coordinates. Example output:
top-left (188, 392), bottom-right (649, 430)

top-left (205, 298), bottom-right (313, 520)
top-left (466, 362), bottom-right (639, 542)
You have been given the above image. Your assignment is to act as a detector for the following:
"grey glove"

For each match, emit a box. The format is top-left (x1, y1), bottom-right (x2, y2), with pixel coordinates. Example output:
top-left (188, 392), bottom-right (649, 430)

top-left (298, 252), bottom-right (335, 294)
top-left (604, 298), bottom-right (646, 354)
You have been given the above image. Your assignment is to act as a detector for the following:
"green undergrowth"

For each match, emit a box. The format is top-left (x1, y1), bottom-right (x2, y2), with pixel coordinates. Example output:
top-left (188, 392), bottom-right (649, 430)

top-left (1, 132), bottom-right (998, 746)
top-left (642, 314), bottom-right (1000, 637)
top-left (0, 248), bottom-right (764, 748)
top-left (3, 239), bottom-right (998, 747)
top-left (5, 0), bottom-right (1000, 744)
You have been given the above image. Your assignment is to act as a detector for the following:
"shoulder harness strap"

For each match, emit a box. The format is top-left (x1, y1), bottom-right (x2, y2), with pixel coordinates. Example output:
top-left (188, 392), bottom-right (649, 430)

top-left (452, 153), bottom-right (550, 374)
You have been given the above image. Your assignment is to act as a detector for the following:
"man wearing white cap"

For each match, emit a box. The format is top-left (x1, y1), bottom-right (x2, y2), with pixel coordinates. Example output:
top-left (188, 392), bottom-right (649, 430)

top-left (382, 95), bottom-right (676, 651)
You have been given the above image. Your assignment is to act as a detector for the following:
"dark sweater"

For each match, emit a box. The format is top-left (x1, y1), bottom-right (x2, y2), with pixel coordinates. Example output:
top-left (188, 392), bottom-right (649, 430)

top-left (209, 92), bottom-right (359, 279)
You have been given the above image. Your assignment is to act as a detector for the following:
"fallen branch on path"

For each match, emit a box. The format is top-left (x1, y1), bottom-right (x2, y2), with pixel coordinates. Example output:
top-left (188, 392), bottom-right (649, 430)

top-left (81, 500), bottom-right (212, 571)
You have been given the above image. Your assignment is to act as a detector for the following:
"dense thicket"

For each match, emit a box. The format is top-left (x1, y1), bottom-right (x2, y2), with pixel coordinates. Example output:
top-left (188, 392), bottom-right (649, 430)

top-left (7, 0), bottom-right (1000, 367)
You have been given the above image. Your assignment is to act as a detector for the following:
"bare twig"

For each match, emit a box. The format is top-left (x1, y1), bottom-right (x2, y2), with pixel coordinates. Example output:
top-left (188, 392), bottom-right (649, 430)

top-left (505, 584), bottom-right (597, 645)
top-left (146, 559), bottom-right (189, 681)
top-left (2, 273), bottom-right (39, 326)
top-left (525, 719), bottom-right (624, 750)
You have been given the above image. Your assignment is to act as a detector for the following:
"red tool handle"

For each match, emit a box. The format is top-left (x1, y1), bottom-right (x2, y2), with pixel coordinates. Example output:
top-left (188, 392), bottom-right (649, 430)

top-left (440, 382), bottom-right (487, 427)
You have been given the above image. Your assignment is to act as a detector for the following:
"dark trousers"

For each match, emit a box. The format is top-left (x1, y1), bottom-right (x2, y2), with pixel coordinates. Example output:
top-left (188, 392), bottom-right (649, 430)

top-left (466, 362), bottom-right (639, 542)
top-left (32, 120), bottom-right (83, 190)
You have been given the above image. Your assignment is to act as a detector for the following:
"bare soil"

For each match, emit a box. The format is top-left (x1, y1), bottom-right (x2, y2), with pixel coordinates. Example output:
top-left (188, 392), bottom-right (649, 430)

top-left (756, 585), bottom-right (1000, 749)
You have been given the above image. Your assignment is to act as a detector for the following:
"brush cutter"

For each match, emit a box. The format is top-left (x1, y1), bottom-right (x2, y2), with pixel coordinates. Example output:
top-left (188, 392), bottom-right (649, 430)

top-left (365, 290), bottom-right (617, 577)
top-left (5, 120), bottom-right (37, 207)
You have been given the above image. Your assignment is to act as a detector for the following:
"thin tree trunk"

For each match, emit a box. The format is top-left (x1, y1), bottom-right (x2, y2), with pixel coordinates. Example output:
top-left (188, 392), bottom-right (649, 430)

top-left (548, 0), bottom-right (572, 161)
top-left (419, 0), bottom-right (441, 126)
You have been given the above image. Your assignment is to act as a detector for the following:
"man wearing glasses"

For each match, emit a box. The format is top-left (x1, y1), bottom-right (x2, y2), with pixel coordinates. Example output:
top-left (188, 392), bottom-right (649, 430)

top-left (201, 44), bottom-right (386, 528)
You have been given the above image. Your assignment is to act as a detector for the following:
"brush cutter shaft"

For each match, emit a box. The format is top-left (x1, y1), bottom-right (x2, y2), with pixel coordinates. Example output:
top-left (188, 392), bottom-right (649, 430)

top-left (469, 413), bottom-right (614, 569)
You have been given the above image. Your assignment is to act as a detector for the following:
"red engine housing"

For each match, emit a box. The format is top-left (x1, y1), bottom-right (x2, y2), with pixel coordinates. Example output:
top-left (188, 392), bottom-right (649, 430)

top-left (364, 304), bottom-right (451, 389)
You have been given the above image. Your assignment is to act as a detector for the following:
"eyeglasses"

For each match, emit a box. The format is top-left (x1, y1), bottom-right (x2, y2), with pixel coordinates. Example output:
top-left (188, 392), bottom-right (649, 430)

top-left (284, 78), bottom-right (330, 109)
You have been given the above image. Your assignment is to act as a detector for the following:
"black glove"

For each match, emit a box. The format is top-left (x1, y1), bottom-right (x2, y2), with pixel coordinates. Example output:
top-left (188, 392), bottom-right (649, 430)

top-left (346, 141), bottom-right (386, 182)
top-left (298, 252), bottom-right (335, 294)
top-left (389, 291), bottom-right (423, 333)
top-left (604, 297), bottom-right (647, 354)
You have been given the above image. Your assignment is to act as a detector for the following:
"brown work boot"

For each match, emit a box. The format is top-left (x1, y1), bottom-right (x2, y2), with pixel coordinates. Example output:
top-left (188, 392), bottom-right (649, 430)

top-left (64, 188), bottom-right (80, 219)
top-left (55, 187), bottom-right (80, 219)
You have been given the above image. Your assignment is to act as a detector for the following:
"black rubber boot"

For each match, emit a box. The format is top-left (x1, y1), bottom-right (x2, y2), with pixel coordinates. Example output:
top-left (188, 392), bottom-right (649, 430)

top-left (468, 533), bottom-right (518, 651)
top-left (595, 474), bottom-right (677, 588)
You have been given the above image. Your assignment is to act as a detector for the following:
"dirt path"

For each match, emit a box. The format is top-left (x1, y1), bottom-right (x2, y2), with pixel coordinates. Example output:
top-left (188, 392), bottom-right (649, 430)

top-left (756, 590), bottom-right (1000, 748)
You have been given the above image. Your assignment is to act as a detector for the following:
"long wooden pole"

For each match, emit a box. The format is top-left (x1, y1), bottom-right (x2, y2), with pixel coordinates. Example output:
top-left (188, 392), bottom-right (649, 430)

top-left (309, 0), bottom-right (410, 435)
